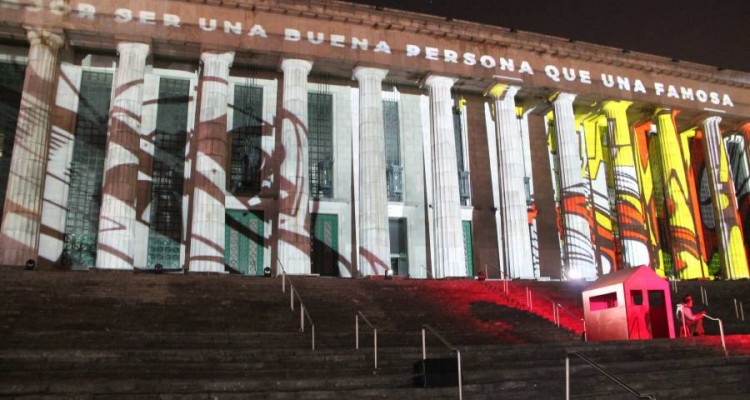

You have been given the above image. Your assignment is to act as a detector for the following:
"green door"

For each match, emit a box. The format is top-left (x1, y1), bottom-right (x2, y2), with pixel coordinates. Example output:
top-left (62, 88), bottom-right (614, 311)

top-left (311, 213), bottom-right (338, 277)
top-left (462, 220), bottom-right (474, 276)
top-left (225, 210), bottom-right (264, 275)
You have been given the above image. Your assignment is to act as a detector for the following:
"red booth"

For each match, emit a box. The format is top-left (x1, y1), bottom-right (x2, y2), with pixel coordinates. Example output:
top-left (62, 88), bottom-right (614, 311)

top-left (582, 266), bottom-right (675, 341)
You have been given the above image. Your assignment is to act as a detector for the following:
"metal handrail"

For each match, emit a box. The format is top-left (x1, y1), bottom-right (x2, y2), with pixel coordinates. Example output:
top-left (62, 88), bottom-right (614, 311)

top-left (556, 303), bottom-right (587, 341)
top-left (420, 264), bottom-right (433, 279)
top-left (355, 311), bottom-right (378, 369)
top-left (421, 324), bottom-right (463, 400)
top-left (566, 351), bottom-right (656, 400)
top-left (498, 279), bottom-right (587, 340)
top-left (734, 298), bottom-right (745, 321)
top-left (277, 260), bottom-right (316, 351)
top-left (677, 308), bottom-right (727, 357)
top-left (703, 315), bottom-right (728, 357)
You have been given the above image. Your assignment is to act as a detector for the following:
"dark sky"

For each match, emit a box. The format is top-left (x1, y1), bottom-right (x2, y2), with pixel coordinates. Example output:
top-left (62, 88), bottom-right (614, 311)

top-left (344, 0), bottom-right (750, 73)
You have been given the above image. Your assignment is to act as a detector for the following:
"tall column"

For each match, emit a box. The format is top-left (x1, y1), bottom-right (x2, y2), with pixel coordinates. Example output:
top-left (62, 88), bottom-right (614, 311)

top-left (95, 42), bottom-right (150, 270)
top-left (490, 84), bottom-right (533, 278)
top-left (700, 116), bottom-right (749, 279)
top-left (581, 114), bottom-right (617, 275)
top-left (0, 28), bottom-right (63, 266)
top-left (278, 59), bottom-right (313, 275)
top-left (354, 67), bottom-right (390, 276)
top-left (188, 51), bottom-right (235, 273)
top-left (602, 100), bottom-right (650, 268)
top-left (654, 110), bottom-right (705, 279)
top-left (425, 75), bottom-right (466, 278)
top-left (551, 93), bottom-right (596, 279)
top-left (739, 122), bottom-right (750, 255)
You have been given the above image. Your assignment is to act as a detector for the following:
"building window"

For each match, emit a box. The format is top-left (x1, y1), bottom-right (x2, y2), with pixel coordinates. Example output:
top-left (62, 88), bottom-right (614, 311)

top-left (147, 78), bottom-right (190, 268)
top-left (453, 105), bottom-right (471, 205)
top-left (383, 100), bottom-right (403, 202)
top-left (0, 61), bottom-right (25, 224)
top-left (308, 92), bottom-right (334, 199)
top-left (62, 70), bottom-right (113, 267)
top-left (230, 85), bottom-right (263, 195)
top-left (389, 218), bottom-right (408, 276)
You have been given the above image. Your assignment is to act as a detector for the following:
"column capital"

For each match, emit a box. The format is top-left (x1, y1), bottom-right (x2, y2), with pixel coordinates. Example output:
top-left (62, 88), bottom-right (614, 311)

top-left (424, 74), bottom-right (457, 89)
top-left (486, 83), bottom-right (520, 100)
top-left (700, 115), bottom-right (723, 127)
top-left (117, 42), bottom-right (150, 57)
top-left (201, 51), bottom-right (235, 68)
top-left (25, 28), bottom-right (64, 50)
top-left (550, 91), bottom-right (576, 105)
top-left (353, 66), bottom-right (388, 82)
top-left (602, 100), bottom-right (633, 116)
top-left (654, 107), bottom-right (678, 117)
top-left (281, 58), bottom-right (313, 75)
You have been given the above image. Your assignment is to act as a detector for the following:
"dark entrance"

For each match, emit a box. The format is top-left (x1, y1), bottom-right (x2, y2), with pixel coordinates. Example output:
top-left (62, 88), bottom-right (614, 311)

top-left (311, 213), bottom-right (338, 276)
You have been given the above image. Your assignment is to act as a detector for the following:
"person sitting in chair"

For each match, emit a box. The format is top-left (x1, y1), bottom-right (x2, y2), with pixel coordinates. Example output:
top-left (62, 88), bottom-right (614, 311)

top-left (676, 295), bottom-right (706, 336)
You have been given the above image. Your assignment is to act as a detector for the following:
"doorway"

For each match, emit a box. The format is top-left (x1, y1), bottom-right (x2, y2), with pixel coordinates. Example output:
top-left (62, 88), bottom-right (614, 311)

top-left (311, 213), bottom-right (339, 276)
top-left (224, 210), bottom-right (264, 275)
top-left (389, 218), bottom-right (409, 277)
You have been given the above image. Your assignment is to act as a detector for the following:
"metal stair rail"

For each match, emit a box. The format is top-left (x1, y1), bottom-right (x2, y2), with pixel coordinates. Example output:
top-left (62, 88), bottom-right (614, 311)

top-left (278, 260), bottom-right (316, 350)
top-left (421, 324), bottom-right (463, 400)
top-left (703, 314), bottom-right (728, 357)
top-left (488, 276), bottom-right (587, 338)
top-left (355, 311), bottom-right (378, 369)
top-left (677, 307), bottom-right (728, 357)
top-left (556, 302), bottom-right (588, 342)
top-left (566, 351), bottom-right (656, 400)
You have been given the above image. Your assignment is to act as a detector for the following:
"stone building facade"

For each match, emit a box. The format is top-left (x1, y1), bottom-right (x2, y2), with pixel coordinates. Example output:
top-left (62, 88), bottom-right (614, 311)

top-left (0, 0), bottom-right (748, 281)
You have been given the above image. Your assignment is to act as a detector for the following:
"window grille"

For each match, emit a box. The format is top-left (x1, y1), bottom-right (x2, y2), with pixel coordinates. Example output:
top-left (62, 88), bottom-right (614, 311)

top-left (383, 100), bottom-right (402, 202)
top-left (453, 106), bottom-right (470, 205)
top-left (308, 92), bottom-right (334, 199)
top-left (147, 78), bottom-right (190, 268)
top-left (524, 176), bottom-right (533, 206)
top-left (0, 62), bottom-right (25, 223)
top-left (62, 70), bottom-right (113, 267)
top-left (230, 85), bottom-right (263, 195)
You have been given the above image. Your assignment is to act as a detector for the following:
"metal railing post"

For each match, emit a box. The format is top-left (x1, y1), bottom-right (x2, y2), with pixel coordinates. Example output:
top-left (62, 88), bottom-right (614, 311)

top-left (356, 311), bottom-right (379, 370)
top-left (374, 329), bottom-right (378, 369)
top-left (718, 320), bottom-right (726, 357)
top-left (565, 354), bottom-right (570, 400)
top-left (736, 298), bottom-right (740, 320)
top-left (552, 301), bottom-right (557, 326)
top-left (290, 287), bottom-right (294, 311)
top-left (300, 305), bottom-right (305, 332)
top-left (456, 350), bottom-right (463, 400)
top-left (526, 287), bottom-right (530, 309)
top-left (530, 289), bottom-right (533, 311)
top-left (583, 319), bottom-right (587, 342)
top-left (421, 325), bottom-right (463, 400)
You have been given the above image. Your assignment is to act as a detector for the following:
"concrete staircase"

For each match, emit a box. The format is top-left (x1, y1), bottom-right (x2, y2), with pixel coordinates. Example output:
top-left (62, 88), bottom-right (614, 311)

top-left (1, 268), bottom-right (749, 399)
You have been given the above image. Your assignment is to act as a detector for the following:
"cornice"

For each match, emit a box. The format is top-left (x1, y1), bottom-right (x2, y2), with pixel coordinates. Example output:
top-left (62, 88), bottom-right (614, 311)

top-left (168, 0), bottom-right (749, 88)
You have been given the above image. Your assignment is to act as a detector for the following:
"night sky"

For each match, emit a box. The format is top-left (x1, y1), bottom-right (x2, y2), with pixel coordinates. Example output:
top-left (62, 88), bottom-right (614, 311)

top-left (344, 0), bottom-right (750, 73)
